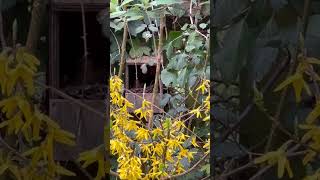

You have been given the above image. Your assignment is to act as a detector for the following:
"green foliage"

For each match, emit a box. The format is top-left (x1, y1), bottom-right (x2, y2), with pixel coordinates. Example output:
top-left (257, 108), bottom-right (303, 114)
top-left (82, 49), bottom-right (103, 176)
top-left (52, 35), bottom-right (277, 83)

top-left (214, 0), bottom-right (320, 179)
top-left (107, 0), bottom-right (210, 179)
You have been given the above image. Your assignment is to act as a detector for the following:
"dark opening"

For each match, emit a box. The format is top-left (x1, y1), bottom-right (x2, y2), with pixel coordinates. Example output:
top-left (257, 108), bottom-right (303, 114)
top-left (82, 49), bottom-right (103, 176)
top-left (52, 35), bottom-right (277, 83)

top-left (58, 11), bottom-right (107, 90)
top-left (128, 64), bottom-right (159, 93)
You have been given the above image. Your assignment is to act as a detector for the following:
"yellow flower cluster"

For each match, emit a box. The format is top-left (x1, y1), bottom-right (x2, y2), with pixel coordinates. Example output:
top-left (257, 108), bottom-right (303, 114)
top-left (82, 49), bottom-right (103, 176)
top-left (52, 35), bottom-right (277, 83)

top-left (110, 75), bottom-right (209, 179)
top-left (0, 48), bottom-right (76, 179)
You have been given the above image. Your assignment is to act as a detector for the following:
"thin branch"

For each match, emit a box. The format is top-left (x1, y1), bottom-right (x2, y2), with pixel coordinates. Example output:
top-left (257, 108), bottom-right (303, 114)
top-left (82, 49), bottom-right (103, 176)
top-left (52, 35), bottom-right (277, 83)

top-left (217, 161), bottom-right (255, 180)
top-left (163, 153), bottom-right (209, 180)
top-left (217, 148), bottom-right (306, 180)
top-left (80, 0), bottom-right (89, 96)
top-left (0, 135), bottom-right (29, 163)
top-left (248, 165), bottom-right (271, 180)
top-left (265, 0), bottom-right (312, 152)
top-left (34, 80), bottom-right (105, 119)
top-left (149, 15), bottom-right (165, 128)
top-left (118, 18), bottom-right (128, 78)
top-left (189, 0), bottom-right (194, 25)
top-left (219, 54), bottom-right (290, 142)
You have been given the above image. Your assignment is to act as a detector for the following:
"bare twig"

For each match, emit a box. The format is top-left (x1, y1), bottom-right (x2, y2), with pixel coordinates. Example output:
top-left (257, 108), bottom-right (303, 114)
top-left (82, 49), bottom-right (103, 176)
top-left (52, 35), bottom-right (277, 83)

top-left (118, 18), bottom-right (128, 78)
top-left (0, 135), bottom-right (29, 163)
top-left (35, 80), bottom-right (105, 119)
top-left (189, 0), bottom-right (194, 25)
top-left (149, 15), bottom-right (165, 128)
top-left (218, 161), bottom-right (255, 180)
top-left (219, 54), bottom-right (290, 142)
top-left (265, 0), bottom-right (312, 152)
top-left (217, 147), bottom-right (306, 180)
top-left (163, 153), bottom-right (209, 180)
top-left (80, 0), bottom-right (89, 96)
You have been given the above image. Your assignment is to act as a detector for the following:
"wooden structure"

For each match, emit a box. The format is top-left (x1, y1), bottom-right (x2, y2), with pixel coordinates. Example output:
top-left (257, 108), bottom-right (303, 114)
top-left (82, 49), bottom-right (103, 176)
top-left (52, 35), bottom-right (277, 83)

top-left (125, 56), bottom-right (163, 113)
top-left (48, 0), bottom-right (107, 161)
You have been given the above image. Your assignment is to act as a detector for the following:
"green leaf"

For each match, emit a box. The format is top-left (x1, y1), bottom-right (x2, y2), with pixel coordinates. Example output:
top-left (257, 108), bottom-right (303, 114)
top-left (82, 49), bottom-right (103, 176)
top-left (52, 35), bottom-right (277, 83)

top-left (251, 47), bottom-right (279, 82)
top-left (164, 31), bottom-right (183, 58)
top-left (160, 94), bottom-right (171, 107)
top-left (212, 107), bottom-right (238, 124)
top-left (129, 46), bottom-right (151, 58)
top-left (201, 164), bottom-right (210, 174)
top-left (213, 0), bottom-right (247, 27)
top-left (150, 0), bottom-right (182, 6)
top-left (166, 43), bottom-right (174, 58)
top-left (188, 75), bottom-right (198, 87)
top-left (215, 19), bottom-right (250, 82)
top-left (128, 21), bottom-right (147, 36)
top-left (177, 68), bottom-right (188, 87)
top-left (168, 4), bottom-right (186, 17)
top-left (110, 11), bottom-right (127, 19)
top-left (185, 45), bottom-right (196, 52)
top-left (127, 15), bottom-right (144, 21)
top-left (120, 0), bottom-right (134, 7)
top-left (199, 23), bottom-right (207, 29)
top-left (110, 21), bottom-right (125, 31)
top-left (181, 24), bottom-right (189, 31)
top-left (161, 69), bottom-right (177, 86)
top-left (110, 0), bottom-right (118, 12)
top-left (187, 32), bottom-right (203, 50)
top-left (148, 24), bottom-right (158, 32)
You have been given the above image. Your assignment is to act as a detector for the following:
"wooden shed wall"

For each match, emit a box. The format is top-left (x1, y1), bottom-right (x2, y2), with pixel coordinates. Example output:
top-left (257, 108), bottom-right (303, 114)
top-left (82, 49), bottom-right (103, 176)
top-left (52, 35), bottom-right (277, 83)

top-left (50, 99), bottom-right (105, 161)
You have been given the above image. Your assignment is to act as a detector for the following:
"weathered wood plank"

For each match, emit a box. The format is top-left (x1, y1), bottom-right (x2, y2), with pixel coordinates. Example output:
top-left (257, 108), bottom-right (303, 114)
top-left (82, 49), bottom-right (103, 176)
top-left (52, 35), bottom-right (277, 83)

top-left (126, 56), bottom-right (162, 65)
top-left (49, 99), bottom-right (105, 161)
top-left (51, 0), bottom-right (107, 11)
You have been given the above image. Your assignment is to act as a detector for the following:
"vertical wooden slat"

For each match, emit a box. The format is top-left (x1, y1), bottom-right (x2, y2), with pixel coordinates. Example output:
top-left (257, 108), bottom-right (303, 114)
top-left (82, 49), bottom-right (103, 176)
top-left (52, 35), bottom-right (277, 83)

top-left (48, 1), bottom-right (108, 161)
top-left (50, 99), bottom-right (105, 161)
top-left (48, 6), bottom-right (59, 99)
